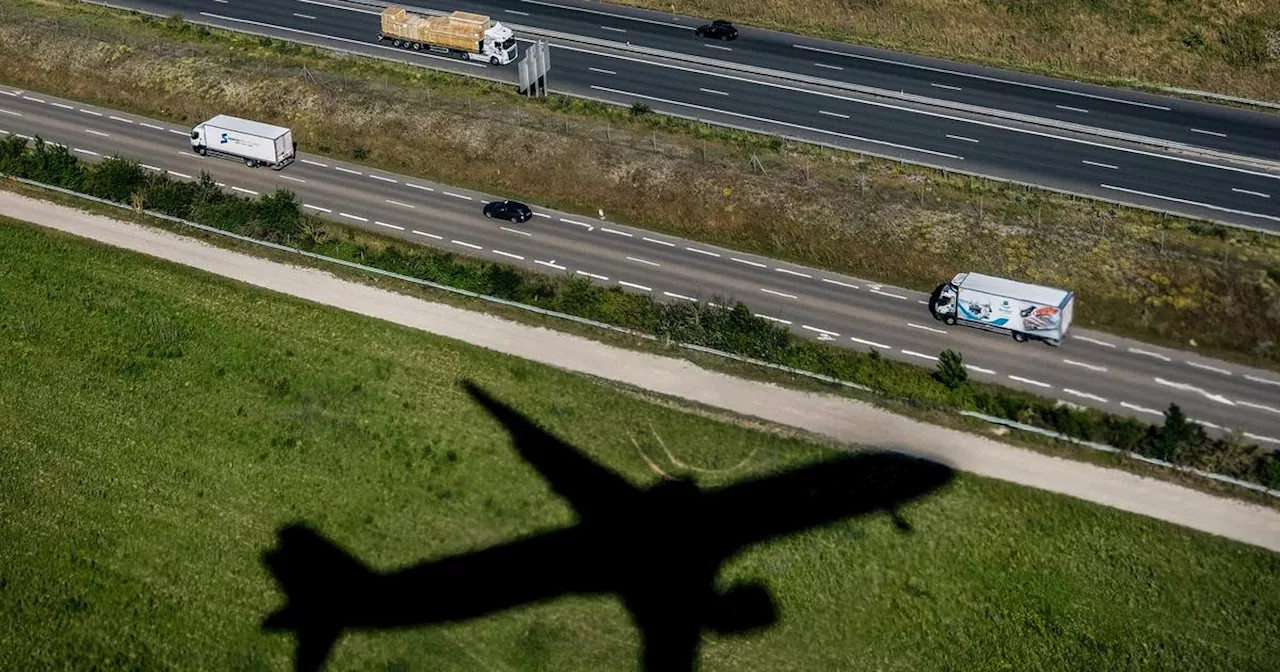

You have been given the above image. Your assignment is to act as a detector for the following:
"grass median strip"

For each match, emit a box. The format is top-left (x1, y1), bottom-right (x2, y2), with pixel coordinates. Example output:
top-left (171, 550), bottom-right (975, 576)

top-left (0, 0), bottom-right (1275, 372)
top-left (3, 214), bottom-right (1280, 669)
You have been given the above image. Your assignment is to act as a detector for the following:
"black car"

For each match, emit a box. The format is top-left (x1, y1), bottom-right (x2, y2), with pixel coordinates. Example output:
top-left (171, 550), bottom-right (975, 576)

top-left (483, 199), bottom-right (533, 223)
top-left (695, 20), bottom-right (738, 41)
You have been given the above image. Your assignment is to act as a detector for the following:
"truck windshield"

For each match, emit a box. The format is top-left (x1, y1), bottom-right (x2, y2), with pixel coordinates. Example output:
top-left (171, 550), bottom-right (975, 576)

top-left (500, 37), bottom-right (515, 51)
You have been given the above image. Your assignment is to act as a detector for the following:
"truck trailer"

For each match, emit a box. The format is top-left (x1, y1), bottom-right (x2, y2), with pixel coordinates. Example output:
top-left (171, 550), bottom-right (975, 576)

top-left (189, 115), bottom-right (296, 170)
top-left (928, 272), bottom-right (1074, 346)
top-left (378, 6), bottom-right (517, 65)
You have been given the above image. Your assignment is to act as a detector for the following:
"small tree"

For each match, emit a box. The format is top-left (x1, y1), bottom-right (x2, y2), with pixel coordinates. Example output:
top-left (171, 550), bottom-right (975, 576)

top-left (1149, 403), bottom-right (1209, 465)
top-left (934, 349), bottom-right (968, 390)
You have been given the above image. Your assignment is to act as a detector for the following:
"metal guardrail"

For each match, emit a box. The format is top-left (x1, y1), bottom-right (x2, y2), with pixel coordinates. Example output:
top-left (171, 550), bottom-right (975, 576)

top-left (1160, 86), bottom-right (1280, 112)
top-left (5, 173), bottom-right (1274, 498)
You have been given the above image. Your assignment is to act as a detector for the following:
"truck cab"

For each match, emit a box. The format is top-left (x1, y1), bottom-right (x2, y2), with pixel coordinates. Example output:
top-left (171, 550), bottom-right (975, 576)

top-left (482, 22), bottom-right (517, 64)
top-left (928, 280), bottom-right (960, 324)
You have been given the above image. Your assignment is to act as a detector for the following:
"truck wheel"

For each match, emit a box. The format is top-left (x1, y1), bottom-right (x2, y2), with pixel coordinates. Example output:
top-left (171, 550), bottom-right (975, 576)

top-left (245, 158), bottom-right (256, 168)
top-left (944, 316), bottom-right (956, 326)
top-left (1012, 332), bottom-right (1027, 343)
top-left (393, 39), bottom-right (403, 48)
top-left (412, 42), bottom-right (422, 51)
top-left (490, 56), bottom-right (499, 65)
top-left (195, 147), bottom-right (207, 156)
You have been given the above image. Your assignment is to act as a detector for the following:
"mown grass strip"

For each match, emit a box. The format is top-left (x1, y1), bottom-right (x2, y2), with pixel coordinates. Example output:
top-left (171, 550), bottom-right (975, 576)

top-left (2, 215), bottom-right (1279, 670)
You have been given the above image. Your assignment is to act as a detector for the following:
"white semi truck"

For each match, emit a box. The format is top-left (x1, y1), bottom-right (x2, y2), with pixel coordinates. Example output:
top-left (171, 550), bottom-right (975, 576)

top-left (928, 272), bottom-right (1074, 346)
top-left (378, 6), bottom-right (517, 65)
top-left (189, 115), bottom-right (296, 170)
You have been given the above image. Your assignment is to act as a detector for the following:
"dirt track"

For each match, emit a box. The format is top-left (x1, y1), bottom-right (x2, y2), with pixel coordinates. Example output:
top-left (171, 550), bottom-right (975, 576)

top-left (3, 189), bottom-right (1277, 554)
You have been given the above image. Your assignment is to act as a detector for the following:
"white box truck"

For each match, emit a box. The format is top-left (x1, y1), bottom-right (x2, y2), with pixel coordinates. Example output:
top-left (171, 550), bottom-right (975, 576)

top-left (928, 272), bottom-right (1074, 346)
top-left (189, 115), bottom-right (296, 170)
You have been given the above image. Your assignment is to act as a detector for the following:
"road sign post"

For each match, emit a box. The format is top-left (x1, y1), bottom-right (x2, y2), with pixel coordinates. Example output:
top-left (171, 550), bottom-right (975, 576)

top-left (518, 40), bottom-right (551, 97)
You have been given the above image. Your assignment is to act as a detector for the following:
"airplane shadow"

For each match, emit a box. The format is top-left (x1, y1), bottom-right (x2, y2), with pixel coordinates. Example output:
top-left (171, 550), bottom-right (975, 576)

top-left (260, 379), bottom-right (956, 671)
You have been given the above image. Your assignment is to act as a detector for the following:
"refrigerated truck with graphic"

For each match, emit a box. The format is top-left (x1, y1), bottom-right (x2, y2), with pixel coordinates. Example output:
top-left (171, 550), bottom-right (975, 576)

top-left (189, 115), bottom-right (296, 170)
top-left (928, 272), bottom-right (1074, 346)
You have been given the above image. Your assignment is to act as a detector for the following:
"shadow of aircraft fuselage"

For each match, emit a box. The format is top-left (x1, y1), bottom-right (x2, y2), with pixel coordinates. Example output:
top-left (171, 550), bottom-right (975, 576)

top-left (262, 380), bottom-right (956, 671)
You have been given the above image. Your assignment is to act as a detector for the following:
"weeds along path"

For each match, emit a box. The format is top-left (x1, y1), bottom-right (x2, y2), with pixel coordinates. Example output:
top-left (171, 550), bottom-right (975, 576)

top-left (2, 189), bottom-right (1278, 554)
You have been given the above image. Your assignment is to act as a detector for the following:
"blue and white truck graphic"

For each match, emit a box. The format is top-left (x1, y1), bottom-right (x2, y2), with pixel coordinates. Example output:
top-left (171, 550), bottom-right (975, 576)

top-left (189, 114), bottom-right (296, 170)
top-left (929, 272), bottom-right (1074, 346)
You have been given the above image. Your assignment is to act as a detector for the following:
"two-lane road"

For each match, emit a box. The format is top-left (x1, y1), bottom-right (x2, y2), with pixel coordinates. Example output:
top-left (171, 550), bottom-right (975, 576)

top-left (2, 87), bottom-right (1277, 443)
top-left (81, 0), bottom-right (1280, 231)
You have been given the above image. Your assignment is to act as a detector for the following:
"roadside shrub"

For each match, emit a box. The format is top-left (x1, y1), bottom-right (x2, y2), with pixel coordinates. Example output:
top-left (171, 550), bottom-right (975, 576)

top-left (248, 189), bottom-right (304, 242)
top-left (142, 174), bottom-right (205, 219)
top-left (4, 136), bottom-right (1275, 491)
top-left (81, 155), bottom-right (147, 203)
top-left (934, 349), bottom-right (968, 390)
top-left (8, 138), bottom-right (85, 190)
top-left (0, 135), bottom-right (30, 171)
top-left (1143, 404), bottom-right (1206, 464)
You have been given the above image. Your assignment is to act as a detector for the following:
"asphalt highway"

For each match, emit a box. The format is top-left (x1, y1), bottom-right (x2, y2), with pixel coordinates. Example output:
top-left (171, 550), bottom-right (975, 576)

top-left (351, 0), bottom-right (1280, 162)
top-left (88, 0), bottom-right (1280, 232)
top-left (2, 88), bottom-right (1277, 443)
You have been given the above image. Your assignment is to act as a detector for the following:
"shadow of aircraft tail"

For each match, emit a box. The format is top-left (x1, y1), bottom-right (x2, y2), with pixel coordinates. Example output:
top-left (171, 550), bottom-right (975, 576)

top-left (263, 525), bottom-right (377, 672)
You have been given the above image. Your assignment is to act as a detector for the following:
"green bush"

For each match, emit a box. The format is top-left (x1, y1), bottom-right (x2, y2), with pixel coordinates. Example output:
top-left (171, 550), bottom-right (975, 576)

top-left (81, 155), bottom-right (147, 203)
top-left (3, 135), bottom-right (1278, 491)
top-left (935, 349), bottom-right (968, 390)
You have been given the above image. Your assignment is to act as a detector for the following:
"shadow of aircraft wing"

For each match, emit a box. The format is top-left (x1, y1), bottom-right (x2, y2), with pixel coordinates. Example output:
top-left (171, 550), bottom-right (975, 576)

top-left (703, 451), bottom-right (956, 555)
top-left (461, 379), bottom-right (643, 521)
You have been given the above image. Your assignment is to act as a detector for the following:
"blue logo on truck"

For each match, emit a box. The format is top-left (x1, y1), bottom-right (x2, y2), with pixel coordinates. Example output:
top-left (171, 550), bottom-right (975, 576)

top-left (220, 132), bottom-right (229, 144)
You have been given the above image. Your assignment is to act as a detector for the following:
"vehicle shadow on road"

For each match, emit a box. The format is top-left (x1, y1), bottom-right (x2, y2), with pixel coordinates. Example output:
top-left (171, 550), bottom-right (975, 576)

top-left (259, 378), bottom-right (956, 671)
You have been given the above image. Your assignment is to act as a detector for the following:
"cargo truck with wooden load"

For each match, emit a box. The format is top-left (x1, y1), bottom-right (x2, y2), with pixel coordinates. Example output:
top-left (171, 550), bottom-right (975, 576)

top-left (378, 6), bottom-right (518, 65)
top-left (928, 272), bottom-right (1074, 346)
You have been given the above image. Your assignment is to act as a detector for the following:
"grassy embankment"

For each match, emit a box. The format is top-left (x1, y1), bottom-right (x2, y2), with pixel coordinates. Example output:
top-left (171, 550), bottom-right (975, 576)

top-left (0, 0), bottom-right (1278, 371)
top-left (3, 216), bottom-right (1280, 670)
top-left (615, 0), bottom-right (1280, 103)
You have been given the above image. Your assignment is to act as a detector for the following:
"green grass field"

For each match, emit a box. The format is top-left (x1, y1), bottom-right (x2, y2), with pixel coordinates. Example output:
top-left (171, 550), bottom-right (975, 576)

top-left (2, 216), bottom-right (1278, 671)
